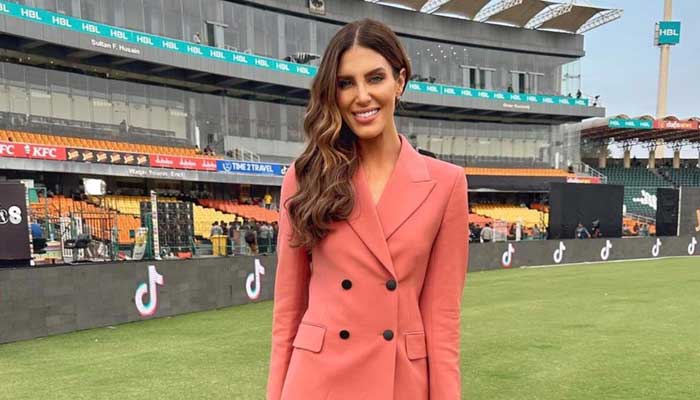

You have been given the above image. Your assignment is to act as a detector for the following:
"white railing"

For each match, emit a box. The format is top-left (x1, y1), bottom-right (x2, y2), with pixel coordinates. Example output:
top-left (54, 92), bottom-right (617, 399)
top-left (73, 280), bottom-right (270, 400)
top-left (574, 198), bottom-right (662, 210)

top-left (573, 162), bottom-right (608, 184)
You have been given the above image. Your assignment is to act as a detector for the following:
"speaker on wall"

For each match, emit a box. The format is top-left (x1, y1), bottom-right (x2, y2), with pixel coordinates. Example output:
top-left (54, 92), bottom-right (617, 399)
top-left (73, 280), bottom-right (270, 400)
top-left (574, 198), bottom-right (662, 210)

top-left (309, 0), bottom-right (325, 15)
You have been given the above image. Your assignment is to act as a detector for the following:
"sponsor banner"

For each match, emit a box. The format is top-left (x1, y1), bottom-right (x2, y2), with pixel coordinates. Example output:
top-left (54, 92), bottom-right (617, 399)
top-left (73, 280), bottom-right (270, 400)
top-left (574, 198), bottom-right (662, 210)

top-left (653, 119), bottom-right (699, 130)
top-left (566, 176), bottom-right (602, 184)
top-left (0, 141), bottom-right (66, 160)
top-left (608, 118), bottom-right (654, 129)
top-left (66, 148), bottom-right (149, 166)
top-left (0, 0), bottom-right (590, 109)
top-left (678, 187), bottom-right (700, 236)
top-left (656, 21), bottom-right (681, 46)
top-left (149, 154), bottom-right (217, 171)
top-left (0, 183), bottom-right (31, 260)
top-left (405, 81), bottom-right (588, 107)
top-left (216, 160), bottom-right (288, 177)
top-left (0, 0), bottom-right (315, 77)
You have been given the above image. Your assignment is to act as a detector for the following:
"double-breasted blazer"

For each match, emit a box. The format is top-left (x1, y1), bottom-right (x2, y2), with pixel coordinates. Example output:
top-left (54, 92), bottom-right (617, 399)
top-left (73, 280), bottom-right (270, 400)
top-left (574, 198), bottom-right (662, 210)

top-left (267, 134), bottom-right (469, 400)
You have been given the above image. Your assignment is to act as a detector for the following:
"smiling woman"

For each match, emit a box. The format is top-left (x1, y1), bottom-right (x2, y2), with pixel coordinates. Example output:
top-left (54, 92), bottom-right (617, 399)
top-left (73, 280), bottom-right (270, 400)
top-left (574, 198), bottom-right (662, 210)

top-left (267, 19), bottom-right (469, 400)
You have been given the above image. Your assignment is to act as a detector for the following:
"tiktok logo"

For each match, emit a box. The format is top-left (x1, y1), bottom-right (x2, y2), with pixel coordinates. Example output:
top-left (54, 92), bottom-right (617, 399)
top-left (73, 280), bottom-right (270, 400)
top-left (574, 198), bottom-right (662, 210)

top-left (688, 237), bottom-right (697, 255)
top-left (501, 243), bottom-right (515, 268)
top-left (246, 259), bottom-right (266, 300)
top-left (553, 241), bottom-right (566, 264)
top-left (134, 265), bottom-right (164, 317)
top-left (651, 238), bottom-right (662, 257)
top-left (600, 240), bottom-right (613, 261)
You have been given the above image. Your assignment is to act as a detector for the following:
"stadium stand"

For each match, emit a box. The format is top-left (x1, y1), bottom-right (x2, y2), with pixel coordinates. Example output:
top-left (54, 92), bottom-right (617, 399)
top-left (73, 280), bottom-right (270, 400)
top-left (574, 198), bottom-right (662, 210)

top-left (0, 129), bottom-right (210, 158)
top-left (470, 203), bottom-right (548, 228)
top-left (30, 195), bottom-right (140, 245)
top-left (465, 167), bottom-right (573, 177)
top-left (658, 167), bottom-right (700, 187)
top-left (599, 166), bottom-right (671, 217)
top-left (199, 199), bottom-right (278, 224)
top-left (193, 204), bottom-right (238, 239)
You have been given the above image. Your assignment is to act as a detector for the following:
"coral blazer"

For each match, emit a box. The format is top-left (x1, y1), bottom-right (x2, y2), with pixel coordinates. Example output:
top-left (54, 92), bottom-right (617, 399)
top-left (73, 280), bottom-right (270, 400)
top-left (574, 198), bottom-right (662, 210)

top-left (267, 134), bottom-right (469, 400)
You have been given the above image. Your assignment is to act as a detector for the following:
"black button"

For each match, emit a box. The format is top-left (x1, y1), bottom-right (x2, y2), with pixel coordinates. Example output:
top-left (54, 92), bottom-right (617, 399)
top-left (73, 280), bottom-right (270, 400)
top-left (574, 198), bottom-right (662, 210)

top-left (341, 279), bottom-right (352, 290)
top-left (385, 279), bottom-right (397, 291)
top-left (340, 330), bottom-right (350, 340)
top-left (383, 330), bottom-right (394, 341)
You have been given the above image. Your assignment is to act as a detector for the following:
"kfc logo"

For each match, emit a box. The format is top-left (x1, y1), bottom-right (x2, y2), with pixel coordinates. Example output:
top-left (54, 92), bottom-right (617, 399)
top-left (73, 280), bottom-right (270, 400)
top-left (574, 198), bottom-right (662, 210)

top-left (0, 143), bottom-right (16, 156)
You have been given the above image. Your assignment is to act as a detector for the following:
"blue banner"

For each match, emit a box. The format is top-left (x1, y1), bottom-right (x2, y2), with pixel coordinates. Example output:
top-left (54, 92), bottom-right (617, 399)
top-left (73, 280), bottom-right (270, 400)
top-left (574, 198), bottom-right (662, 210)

top-left (0, 0), bottom-right (589, 108)
top-left (608, 118), bottom-right (653, 129)
top-left (657, 21), bottom-right (681, 45)
top-left (217, 160), bottom-right (288, 177)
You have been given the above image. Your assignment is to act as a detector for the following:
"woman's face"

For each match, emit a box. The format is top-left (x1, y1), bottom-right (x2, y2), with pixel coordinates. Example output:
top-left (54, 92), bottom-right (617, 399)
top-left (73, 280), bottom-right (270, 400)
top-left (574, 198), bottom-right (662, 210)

top-left (335, 45), bottom-right (405, 141)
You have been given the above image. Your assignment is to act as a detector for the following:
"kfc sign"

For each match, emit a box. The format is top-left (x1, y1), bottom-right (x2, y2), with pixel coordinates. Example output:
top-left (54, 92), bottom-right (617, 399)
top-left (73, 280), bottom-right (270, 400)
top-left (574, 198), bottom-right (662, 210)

top-left (0, 142), bottom-right (17, 157)
top-left (0, 141), bottom-right (66, 160)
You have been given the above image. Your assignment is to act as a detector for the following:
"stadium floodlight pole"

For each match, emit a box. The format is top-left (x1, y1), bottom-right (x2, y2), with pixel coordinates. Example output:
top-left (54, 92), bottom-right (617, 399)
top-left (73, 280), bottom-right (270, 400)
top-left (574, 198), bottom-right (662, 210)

top-left (656, 0), bottom-right (672, 119)
top-left (655, 0), bottom-right (673, 160)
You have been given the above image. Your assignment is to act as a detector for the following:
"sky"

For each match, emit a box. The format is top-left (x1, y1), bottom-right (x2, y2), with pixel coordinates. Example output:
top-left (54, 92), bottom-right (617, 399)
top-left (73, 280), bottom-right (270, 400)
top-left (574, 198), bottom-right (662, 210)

top-left (581, 0), bottom-right (699, 158)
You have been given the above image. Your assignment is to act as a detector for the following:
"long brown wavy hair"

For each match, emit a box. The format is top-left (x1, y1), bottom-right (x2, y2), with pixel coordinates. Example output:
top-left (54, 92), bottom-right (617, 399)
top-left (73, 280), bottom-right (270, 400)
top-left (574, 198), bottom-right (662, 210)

top-left (286, 18), bottom-right (412, 250)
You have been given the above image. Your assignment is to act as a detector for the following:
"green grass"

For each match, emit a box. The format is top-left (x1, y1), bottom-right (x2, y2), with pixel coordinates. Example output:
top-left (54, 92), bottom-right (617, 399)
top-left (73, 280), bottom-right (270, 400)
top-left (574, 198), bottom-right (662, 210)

top-left (1, 257), bottom-right (699, 399)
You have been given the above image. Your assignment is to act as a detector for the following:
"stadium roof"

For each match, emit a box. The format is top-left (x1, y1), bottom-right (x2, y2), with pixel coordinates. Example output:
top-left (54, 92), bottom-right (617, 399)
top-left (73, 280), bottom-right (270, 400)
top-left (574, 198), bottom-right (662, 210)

top-left (432, 0), bottom-right (491, 19)
top-left (530, 3), bottom-right (608, 33)
top-left (367, 0), bottom-right (622, 33)
top-left (482, 0), bottom-right (555, 28)
top-left (580, 115), bottom-right (700, 144)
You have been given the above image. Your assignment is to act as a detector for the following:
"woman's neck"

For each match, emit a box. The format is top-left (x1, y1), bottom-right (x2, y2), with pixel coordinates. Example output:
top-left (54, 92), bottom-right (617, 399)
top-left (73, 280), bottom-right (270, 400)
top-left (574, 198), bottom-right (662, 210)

top-left (358, 131), bottom-right (401, 176)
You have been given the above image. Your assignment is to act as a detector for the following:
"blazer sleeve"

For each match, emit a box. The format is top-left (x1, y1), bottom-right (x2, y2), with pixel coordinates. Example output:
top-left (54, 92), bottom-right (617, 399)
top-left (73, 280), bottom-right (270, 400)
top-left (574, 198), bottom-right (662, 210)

top-left (267, 165), bottom-right (311, 400)
top-left (419, 168), bottom-right (469, 400)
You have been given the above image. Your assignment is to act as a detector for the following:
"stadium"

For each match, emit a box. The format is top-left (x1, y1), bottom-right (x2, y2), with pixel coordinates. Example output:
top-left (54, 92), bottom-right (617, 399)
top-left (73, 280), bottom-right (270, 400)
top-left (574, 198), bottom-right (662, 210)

top-left (0, 0), bottom-right (698, 399)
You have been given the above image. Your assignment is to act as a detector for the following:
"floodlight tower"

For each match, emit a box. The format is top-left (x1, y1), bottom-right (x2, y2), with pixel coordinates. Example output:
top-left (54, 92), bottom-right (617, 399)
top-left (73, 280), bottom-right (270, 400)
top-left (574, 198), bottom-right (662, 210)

top-left (654, 0), bottom-right (680, 159)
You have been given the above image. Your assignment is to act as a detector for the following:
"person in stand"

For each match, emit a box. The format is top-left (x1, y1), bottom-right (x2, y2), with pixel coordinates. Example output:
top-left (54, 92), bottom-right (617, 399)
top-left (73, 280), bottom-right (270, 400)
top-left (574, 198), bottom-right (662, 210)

top-left (480, 222), bottom-right (494, 243)
top-left (193, 32), bottom-right (202, 44)
top-left (267, 19), bottom-right (468, 400)
top-left (575, 222), bottom-right (591, 239)
top-left (264, 192), bottom-right (273, 209)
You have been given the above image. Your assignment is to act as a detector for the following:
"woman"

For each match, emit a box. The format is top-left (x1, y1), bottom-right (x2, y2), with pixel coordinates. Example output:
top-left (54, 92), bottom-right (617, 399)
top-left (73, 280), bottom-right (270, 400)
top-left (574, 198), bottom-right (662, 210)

top-left (267, 19), bottom-right (469, 400)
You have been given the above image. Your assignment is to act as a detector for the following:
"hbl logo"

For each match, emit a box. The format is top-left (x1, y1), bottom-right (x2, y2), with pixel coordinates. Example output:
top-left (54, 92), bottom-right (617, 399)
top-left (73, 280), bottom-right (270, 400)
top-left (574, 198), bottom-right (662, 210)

top-left (134, 265), bottom-right (164, 317)
top-left (651, 238), bottom-right (662, 257)
top-left (246, 259), bottom-right (265, 300)
top-left (600, 240), bottom-right (613, 261)
top-left (553, 241), bottom-right (566, 264)
top-left (501, 243), bottom-right (515, 268)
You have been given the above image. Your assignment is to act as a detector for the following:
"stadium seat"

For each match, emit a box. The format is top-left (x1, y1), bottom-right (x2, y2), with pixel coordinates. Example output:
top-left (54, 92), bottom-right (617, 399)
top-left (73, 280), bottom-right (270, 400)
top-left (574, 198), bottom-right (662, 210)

top-left (3, 129), bottom-right (212, 159)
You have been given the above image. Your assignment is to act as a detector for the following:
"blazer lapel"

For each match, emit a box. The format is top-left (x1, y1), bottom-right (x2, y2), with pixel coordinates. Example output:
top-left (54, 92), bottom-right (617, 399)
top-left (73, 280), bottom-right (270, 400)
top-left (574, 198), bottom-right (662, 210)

top-left (376, 134), bottom-right (436, 240)
top-left (346, 134), bottom-right (436, 279)
top-left (347, 163), bottom-right (397, 279)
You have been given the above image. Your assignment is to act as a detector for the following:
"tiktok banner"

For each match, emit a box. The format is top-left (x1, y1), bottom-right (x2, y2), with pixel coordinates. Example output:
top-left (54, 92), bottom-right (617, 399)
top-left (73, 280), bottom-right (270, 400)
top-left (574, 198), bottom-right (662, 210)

top-left (678, 187), bottom-right (700, 235)
top-left (0, 182), bottom-right (31, 261)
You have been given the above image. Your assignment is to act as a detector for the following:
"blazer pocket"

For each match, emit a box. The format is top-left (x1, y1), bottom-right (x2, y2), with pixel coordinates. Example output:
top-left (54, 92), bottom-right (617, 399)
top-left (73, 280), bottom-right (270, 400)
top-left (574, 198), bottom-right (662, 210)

top-left (405, 331), bottom-right (427, 360)
top-left (292, 322), bottom-right (326, 353)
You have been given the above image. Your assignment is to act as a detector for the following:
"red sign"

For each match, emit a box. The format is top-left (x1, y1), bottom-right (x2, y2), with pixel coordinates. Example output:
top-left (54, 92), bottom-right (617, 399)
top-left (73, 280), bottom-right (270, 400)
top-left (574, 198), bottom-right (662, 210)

top-left (653, 120), bottom-right (699, 130)
top-left (0, 141), bottom-right (66, 160)
top-left (567, 176), bottom-right (602, 184)
top-left (150, 154), bottom-right (217, 171)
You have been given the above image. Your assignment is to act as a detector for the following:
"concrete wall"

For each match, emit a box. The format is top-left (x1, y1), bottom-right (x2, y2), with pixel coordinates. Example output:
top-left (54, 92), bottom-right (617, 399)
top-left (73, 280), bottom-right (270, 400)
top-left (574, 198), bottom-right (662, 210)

top-left (245, 0), bottom-right (586, 57)
top-left (3, 236), bottom-right (697, 344)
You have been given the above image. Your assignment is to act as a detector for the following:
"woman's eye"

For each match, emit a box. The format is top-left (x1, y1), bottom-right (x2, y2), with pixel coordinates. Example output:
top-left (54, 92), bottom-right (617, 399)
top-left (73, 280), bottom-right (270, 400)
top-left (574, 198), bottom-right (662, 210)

top-left (370, 75), bottom-right (384, 83)
top-left (338, 80), bottom-right (352, 89)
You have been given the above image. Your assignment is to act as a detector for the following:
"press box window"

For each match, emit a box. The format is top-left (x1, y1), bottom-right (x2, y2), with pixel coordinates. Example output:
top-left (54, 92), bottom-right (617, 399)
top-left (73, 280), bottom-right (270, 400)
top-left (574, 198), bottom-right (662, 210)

top-left (205, 21), bottom-right (228, 48)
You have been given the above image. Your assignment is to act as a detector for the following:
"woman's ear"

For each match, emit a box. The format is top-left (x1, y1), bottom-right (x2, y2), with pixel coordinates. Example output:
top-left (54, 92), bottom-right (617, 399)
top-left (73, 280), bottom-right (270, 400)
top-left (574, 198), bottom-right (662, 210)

top-left (396, 67), bottom-right (406, 95)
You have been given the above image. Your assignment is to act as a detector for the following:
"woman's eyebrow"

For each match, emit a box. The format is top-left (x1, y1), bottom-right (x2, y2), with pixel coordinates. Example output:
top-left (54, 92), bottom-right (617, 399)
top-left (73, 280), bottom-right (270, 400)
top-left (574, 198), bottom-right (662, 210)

top-left (337, 67), bottom-right (386, 80)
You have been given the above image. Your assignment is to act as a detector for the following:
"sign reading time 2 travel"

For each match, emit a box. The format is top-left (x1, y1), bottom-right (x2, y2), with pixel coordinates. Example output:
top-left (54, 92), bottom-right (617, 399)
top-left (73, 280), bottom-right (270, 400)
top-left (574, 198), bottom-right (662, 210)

top-left (0, 0), bottom-right (589, 108)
